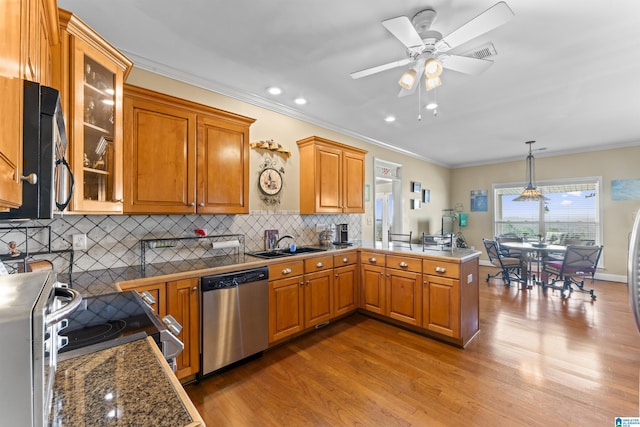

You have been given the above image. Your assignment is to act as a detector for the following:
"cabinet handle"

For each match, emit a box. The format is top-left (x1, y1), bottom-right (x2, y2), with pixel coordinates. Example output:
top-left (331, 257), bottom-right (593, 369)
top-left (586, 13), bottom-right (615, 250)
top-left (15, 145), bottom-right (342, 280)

top-left (316, 262), bottom-right (324, 268)
top-left (435, 266), bottom-right (446, 273)
top-left (342, 257), bottom-right (349, 263)
top-left (188, 202), bottom-right (195, 206)
top-left (21, 173), bottom-right (37, 185)
top-left (306, 280), bottom-right (310, 285)
top-left (398, 262), bottom-right (408, 268)
top-left (198, 203), bottom-right (205, 207)
top-left (192, 287), bottom-right (197, 291)
top-left (300, 282), bottom-right (304, 286)
top-left (282, 268), bottom-right (292, 275)
top-left (335, 274), bottom-right (338, 278)
top-left (369, 257), bottom-right (377, 263)
top-left (112, 198), bottom-right (124, 203)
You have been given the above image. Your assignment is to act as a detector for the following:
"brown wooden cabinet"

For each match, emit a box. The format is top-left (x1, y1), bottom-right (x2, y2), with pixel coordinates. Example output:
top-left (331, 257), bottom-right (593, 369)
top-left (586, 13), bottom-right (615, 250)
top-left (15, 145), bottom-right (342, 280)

top-left (386, 255), bottom-right (422, 327)
top-left (422, 274), bottom-right (459, 338)
top-left (167, 277), bottom-right (200, 380)
top-left (297, 136), bottom-right (367, 214)
top-left (123, 85), bottom-right (254, 214)
top-left (333, 251), bottom-right (359, 317)
top-left (268, 260), bottom-right (305, 343)
top-left (118, 277), bottom-right (200, 381)
top-left (303, 255), bottom-right (334, 327)
top-left (360, 252), bottom-right (386, 315)
top-left (56, 9), bottom-right (132, 214)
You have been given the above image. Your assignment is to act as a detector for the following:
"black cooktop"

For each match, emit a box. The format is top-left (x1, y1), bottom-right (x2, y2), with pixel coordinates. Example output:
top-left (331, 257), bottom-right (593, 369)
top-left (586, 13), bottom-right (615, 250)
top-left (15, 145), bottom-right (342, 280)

top-left (60, 291), bottom-right (163, 353)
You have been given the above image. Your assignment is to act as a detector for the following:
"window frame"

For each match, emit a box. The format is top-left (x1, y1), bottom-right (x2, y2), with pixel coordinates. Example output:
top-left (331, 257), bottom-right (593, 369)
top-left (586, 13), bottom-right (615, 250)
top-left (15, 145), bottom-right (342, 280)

top-left (492, 176), bottom-right (604, 264)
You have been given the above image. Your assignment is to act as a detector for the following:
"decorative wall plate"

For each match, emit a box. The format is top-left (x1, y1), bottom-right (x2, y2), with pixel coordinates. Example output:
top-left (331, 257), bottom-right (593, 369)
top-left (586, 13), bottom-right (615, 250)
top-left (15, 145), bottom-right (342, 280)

top-left (259, 168), bottom-right (283, 196)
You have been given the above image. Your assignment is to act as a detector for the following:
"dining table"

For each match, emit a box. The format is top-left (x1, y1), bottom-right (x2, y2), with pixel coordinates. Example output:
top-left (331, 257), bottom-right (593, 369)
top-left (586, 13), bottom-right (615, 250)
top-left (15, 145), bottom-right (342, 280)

top-left (500, 241), bottom-right (566, 287)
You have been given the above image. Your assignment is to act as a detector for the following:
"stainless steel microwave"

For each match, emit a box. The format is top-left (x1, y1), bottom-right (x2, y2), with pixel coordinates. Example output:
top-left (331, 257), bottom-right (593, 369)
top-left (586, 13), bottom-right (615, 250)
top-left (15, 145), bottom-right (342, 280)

top-left (0, 81), bottom-right (73, 220)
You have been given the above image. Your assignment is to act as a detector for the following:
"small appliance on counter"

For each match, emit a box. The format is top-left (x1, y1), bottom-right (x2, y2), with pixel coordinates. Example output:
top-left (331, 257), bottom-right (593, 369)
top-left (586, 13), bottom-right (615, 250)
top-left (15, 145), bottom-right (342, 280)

top-left (0, 271), bottom-right (82, 427)
top-left (334, 223), bottom-right (351, 245)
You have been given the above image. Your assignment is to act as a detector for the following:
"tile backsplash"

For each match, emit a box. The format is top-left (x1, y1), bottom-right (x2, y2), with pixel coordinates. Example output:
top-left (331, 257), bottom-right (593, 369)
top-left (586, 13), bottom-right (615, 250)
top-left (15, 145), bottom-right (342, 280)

top-left (0, 211), bottom-right (362, 273)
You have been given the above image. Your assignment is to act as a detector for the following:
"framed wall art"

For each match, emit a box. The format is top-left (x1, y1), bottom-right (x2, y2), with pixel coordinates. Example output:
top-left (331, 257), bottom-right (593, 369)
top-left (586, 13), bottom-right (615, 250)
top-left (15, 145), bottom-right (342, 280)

top-left (422, 189), bottom-right (430, 203)
top-left (411, 181), bottom-right (422, 193)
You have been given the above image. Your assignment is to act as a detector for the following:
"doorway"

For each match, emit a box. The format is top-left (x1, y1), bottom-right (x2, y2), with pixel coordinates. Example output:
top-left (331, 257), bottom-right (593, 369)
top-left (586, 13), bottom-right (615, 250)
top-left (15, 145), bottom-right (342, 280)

top-left (374, 158), bottom-right (402, 246)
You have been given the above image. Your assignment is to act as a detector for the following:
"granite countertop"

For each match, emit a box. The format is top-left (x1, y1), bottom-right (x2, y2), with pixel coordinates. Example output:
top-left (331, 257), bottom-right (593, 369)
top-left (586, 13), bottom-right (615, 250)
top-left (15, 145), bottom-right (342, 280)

top-left (50, 337), bottom-right (203, 427)
top-left (65, 243), bottom-right (481, 297)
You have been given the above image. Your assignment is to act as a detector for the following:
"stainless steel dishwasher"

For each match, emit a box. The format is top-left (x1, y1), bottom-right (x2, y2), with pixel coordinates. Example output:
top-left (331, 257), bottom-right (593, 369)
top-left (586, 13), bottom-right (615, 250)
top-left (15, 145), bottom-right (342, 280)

top-left (200, 266), bottom-right (269, 377)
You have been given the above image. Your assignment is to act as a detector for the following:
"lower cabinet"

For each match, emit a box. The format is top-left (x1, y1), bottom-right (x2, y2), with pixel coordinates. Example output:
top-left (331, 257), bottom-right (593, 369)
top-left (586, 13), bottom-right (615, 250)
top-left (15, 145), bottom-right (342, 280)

top-left (119, 277), bottom-right (200, 381)
top-left (386, 268), bottom-right (421, 326)
top-left (422, 274), bottom-right (460, 338)
top-left (167, 278), bottom-right (200, 380)
top-left (360, 251), bottom-right (386, 314)
top-left (268, 274), bottom-right (304, 343)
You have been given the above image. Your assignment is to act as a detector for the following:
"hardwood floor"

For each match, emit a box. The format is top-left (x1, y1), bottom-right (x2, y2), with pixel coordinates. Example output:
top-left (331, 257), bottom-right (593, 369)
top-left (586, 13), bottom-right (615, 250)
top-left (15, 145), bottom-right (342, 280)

top-left (185, 266), bottom-right (640, 426)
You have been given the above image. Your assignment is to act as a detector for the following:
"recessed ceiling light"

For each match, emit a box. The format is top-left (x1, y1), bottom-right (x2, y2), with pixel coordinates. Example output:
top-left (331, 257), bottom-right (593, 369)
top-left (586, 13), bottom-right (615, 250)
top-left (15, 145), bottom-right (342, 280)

top-left (267, 87), bottom-right (282, 95)
top-left (426, 102), bottom-right (438, 110)
top-left (294, 97), bottom-right (307, 105)
top-left (384, 116), bottom-right (396, 122)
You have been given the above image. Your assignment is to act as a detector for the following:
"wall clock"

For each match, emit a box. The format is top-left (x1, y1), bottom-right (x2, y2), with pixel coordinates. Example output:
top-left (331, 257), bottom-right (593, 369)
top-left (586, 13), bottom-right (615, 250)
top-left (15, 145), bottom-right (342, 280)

top-left (259, 168), bottom-right (283, 196)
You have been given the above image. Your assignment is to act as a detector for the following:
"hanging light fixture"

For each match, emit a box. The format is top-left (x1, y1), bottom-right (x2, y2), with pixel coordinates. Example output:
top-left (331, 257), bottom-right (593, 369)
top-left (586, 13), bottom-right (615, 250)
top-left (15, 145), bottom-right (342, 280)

top-left (398, 68), bottom-right (417, 90)
top-left (514, 140), bottom-right (549, 202)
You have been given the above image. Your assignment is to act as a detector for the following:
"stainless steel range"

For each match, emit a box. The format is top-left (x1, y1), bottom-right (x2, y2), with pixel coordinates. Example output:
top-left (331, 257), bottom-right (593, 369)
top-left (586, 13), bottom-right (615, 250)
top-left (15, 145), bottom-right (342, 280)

top-left (59, 291), bottom-right (184, 366)
top-left (0, 271), bottom-right (82, 427)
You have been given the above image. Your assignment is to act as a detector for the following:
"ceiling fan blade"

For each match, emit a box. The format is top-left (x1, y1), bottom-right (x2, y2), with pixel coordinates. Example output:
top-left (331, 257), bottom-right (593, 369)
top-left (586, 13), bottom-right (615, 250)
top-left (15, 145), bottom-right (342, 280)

top-left (436, 2), bottom-right (514, 52)
top-left (398, 59), bottom-right (426, 97)
top-left (440, 54), bottom-right (494, 75)
top-left (382, 16), bottom-right (425, 49)
top-left (350, 58), bottom-right (412, 79)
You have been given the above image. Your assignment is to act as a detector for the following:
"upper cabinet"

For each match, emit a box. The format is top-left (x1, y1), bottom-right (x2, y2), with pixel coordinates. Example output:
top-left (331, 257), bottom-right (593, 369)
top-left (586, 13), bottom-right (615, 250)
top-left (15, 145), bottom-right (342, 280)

top-left (297, 136), bottom-right (367, 214)
top-left (54, 9), bottom-right (132, 214)
top-left (122, 85), bottom-right (255, 214)
top-left (0, 0), bottom-right (58, 211)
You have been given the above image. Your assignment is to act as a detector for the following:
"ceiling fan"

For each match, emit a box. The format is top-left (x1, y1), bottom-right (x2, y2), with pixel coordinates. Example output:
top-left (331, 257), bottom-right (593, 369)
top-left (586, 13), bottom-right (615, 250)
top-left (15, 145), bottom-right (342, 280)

top-left (350, 1), bottom-right (515, 97)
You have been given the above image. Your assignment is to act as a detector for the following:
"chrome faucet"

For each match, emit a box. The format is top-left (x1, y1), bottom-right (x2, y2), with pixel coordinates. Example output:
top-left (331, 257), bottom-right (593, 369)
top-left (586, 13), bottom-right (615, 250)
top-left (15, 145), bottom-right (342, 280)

top-left (275, 234), bottom-right (294, 249)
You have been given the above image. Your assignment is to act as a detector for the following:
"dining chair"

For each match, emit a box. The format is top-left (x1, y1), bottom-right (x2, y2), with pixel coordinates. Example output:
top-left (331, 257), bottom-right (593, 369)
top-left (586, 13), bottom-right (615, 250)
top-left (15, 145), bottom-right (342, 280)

top-left (482, 238), bottom-right (522, 287)
top-left (496, 234), bottom-right (523, 259)
top-left (541, 245), bottom-right (602, 299)
top-left (389, 230), bottom-right (412, 249)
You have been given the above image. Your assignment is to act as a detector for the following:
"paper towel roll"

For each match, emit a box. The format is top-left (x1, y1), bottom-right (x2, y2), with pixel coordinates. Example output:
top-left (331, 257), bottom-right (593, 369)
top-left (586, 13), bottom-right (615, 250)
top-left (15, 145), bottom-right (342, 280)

top-left (211, 240), bottom-right (240, 250)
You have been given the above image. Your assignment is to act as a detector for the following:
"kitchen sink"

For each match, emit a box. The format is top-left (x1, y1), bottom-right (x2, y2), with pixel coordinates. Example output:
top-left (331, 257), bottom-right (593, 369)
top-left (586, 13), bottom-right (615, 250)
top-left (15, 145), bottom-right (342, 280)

top-left (249, 246), bottom-right (327, 259)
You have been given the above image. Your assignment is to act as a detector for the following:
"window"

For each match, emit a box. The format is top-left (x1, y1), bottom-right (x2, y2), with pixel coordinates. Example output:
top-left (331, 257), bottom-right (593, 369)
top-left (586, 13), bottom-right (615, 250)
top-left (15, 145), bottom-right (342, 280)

top-left (493, 177), bottom-right (601, 246)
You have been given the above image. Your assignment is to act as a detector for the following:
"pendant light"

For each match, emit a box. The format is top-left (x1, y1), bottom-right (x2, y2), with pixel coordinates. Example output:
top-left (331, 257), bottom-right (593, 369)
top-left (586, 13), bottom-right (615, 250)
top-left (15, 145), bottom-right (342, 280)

top-left (513, 140), bottom-right (549, 202)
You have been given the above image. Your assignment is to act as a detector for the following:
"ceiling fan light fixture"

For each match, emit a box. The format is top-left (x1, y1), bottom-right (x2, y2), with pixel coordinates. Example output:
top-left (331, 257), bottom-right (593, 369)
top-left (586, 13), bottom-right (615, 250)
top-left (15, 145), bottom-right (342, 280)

top-left (398, 68), bottom-right (417, 90)
top-left (424, 58), bottom-right (443, 78)
top-left (425, 77), bottom-right (441, 91)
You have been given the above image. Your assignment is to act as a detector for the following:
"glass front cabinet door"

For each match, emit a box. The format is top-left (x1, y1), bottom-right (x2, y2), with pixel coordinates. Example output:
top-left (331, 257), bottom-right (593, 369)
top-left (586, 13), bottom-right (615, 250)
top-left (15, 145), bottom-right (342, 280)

top-left (60, 9), bottom-right (132, 213)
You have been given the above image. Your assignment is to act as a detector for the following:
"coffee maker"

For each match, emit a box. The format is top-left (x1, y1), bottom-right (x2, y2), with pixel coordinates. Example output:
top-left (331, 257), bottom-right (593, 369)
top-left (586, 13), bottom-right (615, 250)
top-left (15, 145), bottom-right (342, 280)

top-left (334, 224), bottom-right (349, 244)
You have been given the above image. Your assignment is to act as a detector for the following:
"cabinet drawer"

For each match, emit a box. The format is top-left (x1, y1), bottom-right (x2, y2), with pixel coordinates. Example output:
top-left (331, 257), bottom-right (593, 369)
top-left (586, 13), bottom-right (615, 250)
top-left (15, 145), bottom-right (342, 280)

top-left (304, 255), bottom-right (334, 273)
top-left (269, 260), bottom-right (304, 281)
top-left (360, 251), bottom-right (385, 266)
top-left (333, 251), bottom-right (357, 266)
top-left (386, 255), bottom-right (422, 273)
top-left (423, 259), bottom-right (460, 279)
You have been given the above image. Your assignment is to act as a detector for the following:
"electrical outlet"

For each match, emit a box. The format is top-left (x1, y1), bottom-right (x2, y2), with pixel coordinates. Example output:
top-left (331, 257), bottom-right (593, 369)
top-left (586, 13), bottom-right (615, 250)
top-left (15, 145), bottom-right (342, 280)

top-left (72, 234), bottom-right (87, 251)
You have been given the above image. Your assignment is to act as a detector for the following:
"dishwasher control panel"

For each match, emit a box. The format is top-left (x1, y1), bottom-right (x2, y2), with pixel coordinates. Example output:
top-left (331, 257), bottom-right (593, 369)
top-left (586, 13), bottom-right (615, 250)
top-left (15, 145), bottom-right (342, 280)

top-left (201, 267), bottom-right (269, 291)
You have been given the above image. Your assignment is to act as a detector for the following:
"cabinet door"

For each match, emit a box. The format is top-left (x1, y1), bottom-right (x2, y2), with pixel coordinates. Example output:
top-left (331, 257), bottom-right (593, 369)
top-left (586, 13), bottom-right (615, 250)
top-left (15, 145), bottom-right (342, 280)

top-left (197, 114), bottom-right (249, 214)
top-left (334, 264), bottom-right (358, 317)
top-left (342, 150), bottom-right (365, 213)
top-left (422, 275), bottom-right (460, 338)
top-left (386, 269), bottom-right (421, 326)
top-left (69, 36), bottom-right (125, 213)
top-left (0, 0), bottom-right (23, 209)
top-left (315, 144), bottom-right (343, 212)
top-left (269, 276), bottom-right (304, 343)
top-left (123, 94), bottom-right (197, 213)
top-left (167, 278), bottom-right (200, 379)
top-left (304, 269), bottom-right (333, 327)
top-left (360, 263), bottom-right (386, 314)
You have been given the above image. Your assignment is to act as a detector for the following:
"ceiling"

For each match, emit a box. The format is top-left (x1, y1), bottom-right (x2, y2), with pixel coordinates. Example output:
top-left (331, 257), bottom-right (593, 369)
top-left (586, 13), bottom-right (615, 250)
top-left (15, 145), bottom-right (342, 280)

top-left (58, 0), bottom-right (640, 168)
